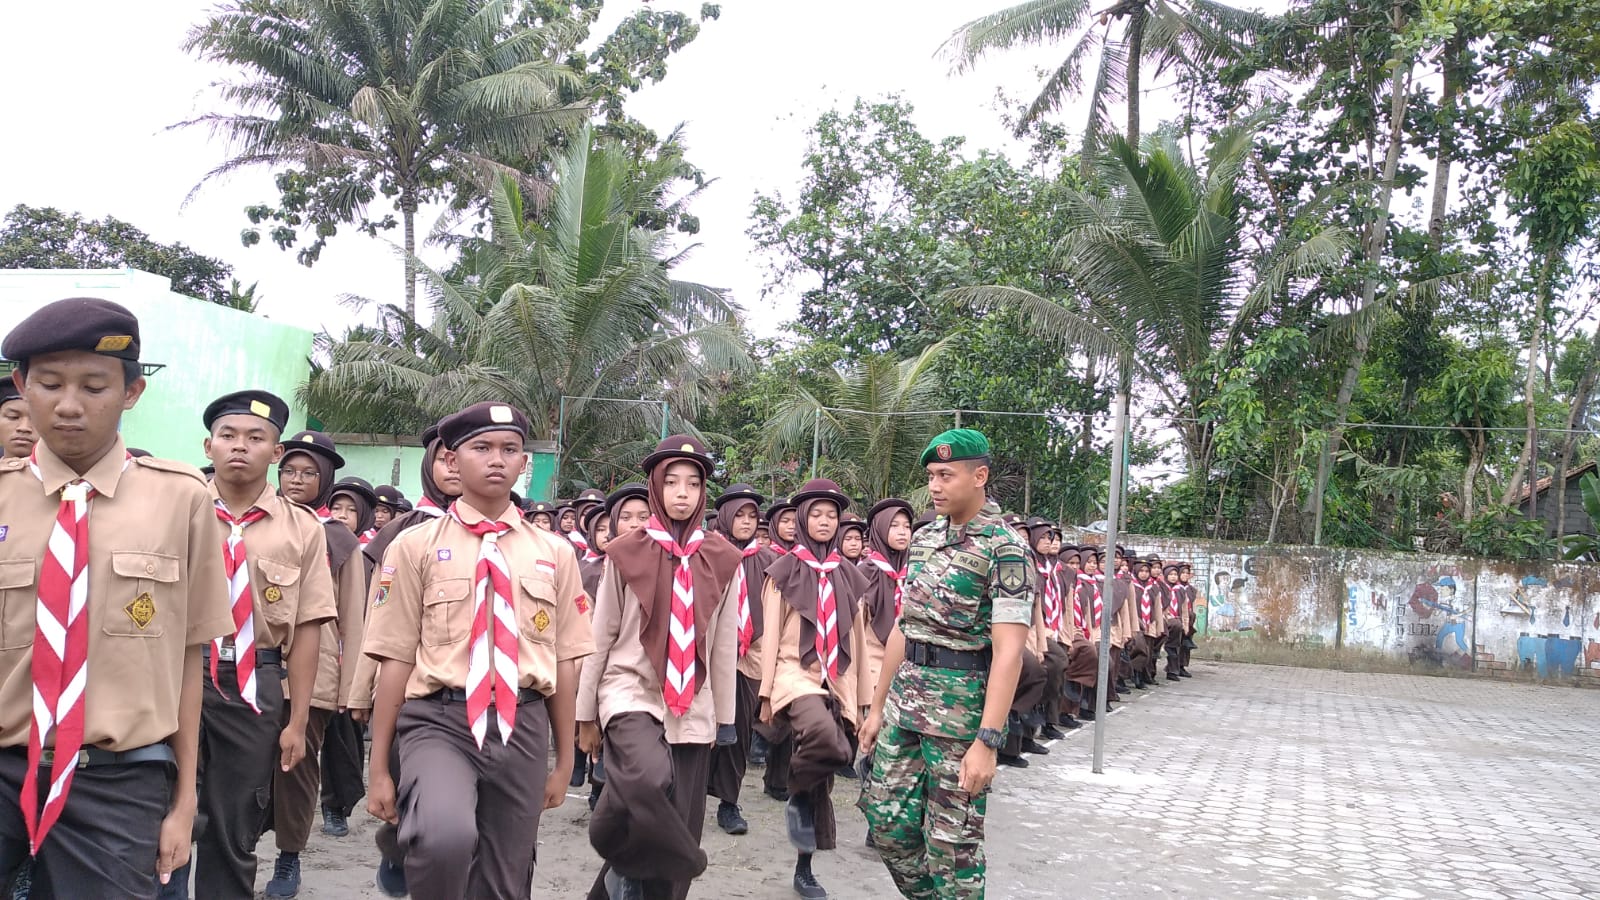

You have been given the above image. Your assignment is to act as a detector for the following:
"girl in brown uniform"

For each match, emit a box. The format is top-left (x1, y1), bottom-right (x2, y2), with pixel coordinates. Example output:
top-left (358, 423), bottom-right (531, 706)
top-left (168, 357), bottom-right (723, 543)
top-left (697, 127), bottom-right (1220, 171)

top-left (577, 438), bottom-right (743, 900)
top-left (759, 479), bottom-right (873, 900)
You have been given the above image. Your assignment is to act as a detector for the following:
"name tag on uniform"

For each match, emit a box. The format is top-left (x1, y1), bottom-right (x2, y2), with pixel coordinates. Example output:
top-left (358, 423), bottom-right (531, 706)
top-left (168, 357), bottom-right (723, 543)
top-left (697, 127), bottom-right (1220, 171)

top-left (952, 550), bottom-right (991, 578)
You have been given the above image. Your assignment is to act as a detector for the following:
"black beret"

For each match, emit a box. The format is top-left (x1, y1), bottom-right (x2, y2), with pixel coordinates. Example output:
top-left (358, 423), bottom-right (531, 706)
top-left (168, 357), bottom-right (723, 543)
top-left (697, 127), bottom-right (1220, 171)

top-left (715, 482), bottom-right (765, 510)
top-left (0, 379), bottom-right (19, 405)
top-left (575, 488), bottom-right (606, 506)
top-left (281, 430), bottom-right (345, 469)
top-left (2, 298), bottom-right (140, 364)
top-left (641, 434), bottom-right (714, 475)
top-left (373, 485), bottom-right (404, 508)
top-left (203, 390), bottom-right (289, 434)
top-left (439, 401), bottom-right (529, 450)
top-left (420, 422), bottom-right (441, 447)
top-left (330, 476), bottom-right (379, 509)
top-left (839, 512), bottom-right (866, 534)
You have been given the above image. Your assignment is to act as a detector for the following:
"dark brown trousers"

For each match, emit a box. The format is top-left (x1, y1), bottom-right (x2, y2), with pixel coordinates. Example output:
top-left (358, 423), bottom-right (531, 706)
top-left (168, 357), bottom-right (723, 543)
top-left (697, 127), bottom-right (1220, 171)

top-left (781, 695), bottom-right (852, 852)
top-left (320, 710), bottom-right (366, 817)
top-left (587, 713), bottom-right (711, 900)
top-left (1042, 639), bottom-right (1069, 724)
top-left (707, 672), bottom-right (758, 805)
top-left (1011, 649), bottom-right (1047, 716)
top-left (271, 706), bottom-right (330, 853)
top-left (1164, 621), bottom-right (1185, 675)
top-left (396, 694), bottom-right (549, 900)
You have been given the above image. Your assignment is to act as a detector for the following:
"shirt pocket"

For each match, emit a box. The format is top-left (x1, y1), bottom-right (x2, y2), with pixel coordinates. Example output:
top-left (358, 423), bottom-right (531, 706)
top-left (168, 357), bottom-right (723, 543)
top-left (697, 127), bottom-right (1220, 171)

top-left (517, 575), bottom-right (558, 645)
top-left (106, 550), bottom-right (179, 639)
top-left (422, 577), bottom-right (471, 648)
top-left (255, 558), bottom-right (301, 628)
top-left (0, 558), bottom-right (38, 650)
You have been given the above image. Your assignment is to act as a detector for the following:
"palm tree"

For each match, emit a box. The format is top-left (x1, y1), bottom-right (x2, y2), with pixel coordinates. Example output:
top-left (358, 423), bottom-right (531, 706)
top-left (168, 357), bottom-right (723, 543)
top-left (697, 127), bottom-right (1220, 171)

top-left (950, 115), bottom-right (1352, 476)
top-left (942, 0), bottom-right (1266, 170)
top-left (765, 341), bottom-right (951, 506)
top-left (302, 126), bottom-right (749, 488)
top-left (181, 0), bottom-right (590, 318)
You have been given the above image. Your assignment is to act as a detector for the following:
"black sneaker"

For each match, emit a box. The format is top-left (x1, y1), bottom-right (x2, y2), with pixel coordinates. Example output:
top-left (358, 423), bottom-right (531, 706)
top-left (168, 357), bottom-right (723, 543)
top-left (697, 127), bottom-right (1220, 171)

top-left (321, 806), bottom-right (349, 837)
top-left (998, 753), bottom-right (1029, 768)
top-left (785, 796), bottom-right (817, 853)
top-left (717, 801), bottom-right (749, 835)
top-left (1059, 716), bottom-right (1082, 730)
top-left (1040, 724), bottom-right (1065, 740)
top-left (265, 854), bottom-right (301, 899)
top-left (1179, 668), bottom-right (1193, 678)
top-left (1021, 738), bottom-right (1050, 755)
top-left (835, 763), bottom-right (858, 780)
top-left (1079, 706), bottom-right (1096, 721)
top-left (1167, 671), bottom-right (1182, 682)
top-left (764, 785), bottom-right (790, 802)
top-left (793, 869), bottom-right (828, 899)
top-left (375, 858), bottom-right (408, 898)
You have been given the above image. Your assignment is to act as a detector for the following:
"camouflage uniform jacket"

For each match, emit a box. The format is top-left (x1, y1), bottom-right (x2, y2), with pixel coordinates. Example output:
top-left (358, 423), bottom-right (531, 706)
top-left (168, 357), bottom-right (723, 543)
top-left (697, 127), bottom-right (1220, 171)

top-left (888, 501), bottom-right (1032, 741)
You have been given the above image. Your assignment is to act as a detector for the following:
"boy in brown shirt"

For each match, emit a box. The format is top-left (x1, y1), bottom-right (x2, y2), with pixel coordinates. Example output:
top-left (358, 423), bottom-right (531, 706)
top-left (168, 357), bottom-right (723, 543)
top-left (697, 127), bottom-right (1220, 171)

top-left (159, 391), bottom-right (336, 900)
top-left (0, 299), bottom-right (232, 897)
top-left (363, 402), bottom-right (592, 900)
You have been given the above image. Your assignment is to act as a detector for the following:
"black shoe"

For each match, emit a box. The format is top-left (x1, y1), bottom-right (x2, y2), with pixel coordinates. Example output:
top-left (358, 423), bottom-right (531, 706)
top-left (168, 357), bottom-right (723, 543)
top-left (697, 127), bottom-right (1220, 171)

top-left (265, 854), bottom-right (301, 899)
top-left (321, 806), bottom-right (349, 837)
top-left (1179, 668), bottom-right (1193, 678)
top-left (1059, 716), bottom-right (1082, 730)
top-left (717, 801), bottom-right (749, 835)
top-left (1040, 724), bottom-right (1065, 740)
top-left (1021, 738), bottom-right (1050, 755)
top-left (750, 733), bottom-right (770, 766)
top-left (1167, 672), bottom-right (1182, 682)
top-left (1079, 706), bottom-right (1095, 721)
top-left (998, 753), bottom-right (1029, 768)
top-left (793, 870), bottom-right (828, 899)
top-left (570, 758), bottom-right (588, 787)
top-left (11, 861), bottom-right (30, 900)
top-left (375, 858), bottom-right (408, 898)
top-left (1116, 680), bottom-right (1130, 693)
top-left (765, 785), bottom-right (790, 802)
top-left (786, 796), bottom-right (818, 853)
top-left (835, 762), bottom-right (858, 780)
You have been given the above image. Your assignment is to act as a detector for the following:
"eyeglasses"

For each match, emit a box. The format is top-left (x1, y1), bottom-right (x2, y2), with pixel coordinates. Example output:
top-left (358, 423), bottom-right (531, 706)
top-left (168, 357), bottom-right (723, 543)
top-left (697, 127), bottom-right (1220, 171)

top-left (279, 467), bottom-right (320, 482)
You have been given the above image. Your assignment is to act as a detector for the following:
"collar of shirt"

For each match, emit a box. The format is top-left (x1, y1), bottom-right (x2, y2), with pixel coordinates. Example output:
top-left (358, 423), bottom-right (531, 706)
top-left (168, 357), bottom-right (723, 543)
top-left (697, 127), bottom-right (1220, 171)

top-left (451, 498), bottom-right (524, 529)
top-left (34, 434), bottom-right (130, 498)
top-left (207, 480), bottom-right (283, 518)
top-left (927, 500), bottom-right (1004, 550)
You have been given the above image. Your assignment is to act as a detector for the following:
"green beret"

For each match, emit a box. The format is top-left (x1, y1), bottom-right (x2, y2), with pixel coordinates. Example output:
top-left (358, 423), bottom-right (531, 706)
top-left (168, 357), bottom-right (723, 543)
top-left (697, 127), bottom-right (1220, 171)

top-left (920, 428), bottom-right (991, 467)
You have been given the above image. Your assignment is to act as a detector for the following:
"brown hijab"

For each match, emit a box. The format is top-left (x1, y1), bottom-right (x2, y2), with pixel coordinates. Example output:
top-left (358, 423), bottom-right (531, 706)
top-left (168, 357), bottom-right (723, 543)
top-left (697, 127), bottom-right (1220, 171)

top-left (715, 497), bottom-right (775, 643)
top-left (609, 455), bottom-right (742, 698)
top-left (860, 501), bottom-right (913, 645)
top-left (765, 492), bottom-right (871, 672)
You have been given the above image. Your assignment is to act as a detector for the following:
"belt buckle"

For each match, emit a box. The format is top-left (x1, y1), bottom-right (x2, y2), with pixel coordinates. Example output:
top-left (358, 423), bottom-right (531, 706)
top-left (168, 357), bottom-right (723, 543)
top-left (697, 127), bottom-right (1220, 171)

top-left (218, 645), bottom-right (237, 663)
top-left (39, 749), bottom-right (91, 770)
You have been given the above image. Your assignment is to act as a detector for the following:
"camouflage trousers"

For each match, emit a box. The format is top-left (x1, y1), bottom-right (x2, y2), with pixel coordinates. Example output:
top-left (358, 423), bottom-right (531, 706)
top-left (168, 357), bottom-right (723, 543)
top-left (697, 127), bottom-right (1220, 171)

top-left (858, 719), bottom-right (986, 899)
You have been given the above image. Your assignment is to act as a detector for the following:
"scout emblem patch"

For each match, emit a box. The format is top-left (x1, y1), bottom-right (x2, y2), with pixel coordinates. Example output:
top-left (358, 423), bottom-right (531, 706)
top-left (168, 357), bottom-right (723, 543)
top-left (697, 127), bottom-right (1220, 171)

top-left (264, 585), bottom-right (282, 603)
top-left (249, 399), bottom-right (272, 417)
top-left (533, 609), bottom-right (551, 633)
top-left (94, 334), bottom-right (132, 352)
top-left (373, 571), bottom-right (393, 608)
top-left (575, 594), bottom-right (590, 614)
top-left (125, 592), bottom-right (156, 629)
top-left (437, 549), bottom-right (452, 561)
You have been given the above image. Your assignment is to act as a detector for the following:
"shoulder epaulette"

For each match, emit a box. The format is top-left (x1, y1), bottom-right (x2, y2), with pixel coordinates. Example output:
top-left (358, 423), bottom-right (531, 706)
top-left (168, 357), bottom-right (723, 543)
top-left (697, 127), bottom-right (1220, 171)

top-left (130, 456), bottom-right (207, 484)
top-left (0, 457), bottom-right (26, 473)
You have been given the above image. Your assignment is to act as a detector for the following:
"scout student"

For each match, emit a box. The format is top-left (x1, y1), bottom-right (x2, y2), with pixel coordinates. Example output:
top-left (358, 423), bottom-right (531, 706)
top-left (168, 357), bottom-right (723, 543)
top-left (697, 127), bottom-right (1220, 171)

top-left (838, 513), bottom-right (866, 563)
top-left (372, 486), bottom-right (403, 532)
top-left (569, 488), bottom-right (607, 558)
top-left (576, 436), bottom-right (743, 900)
top-left (266, 432), bottom-right (369, 899)
top-left (327, 477), bottom-right (378, 551)
top-left (767, 497), bottom-right (797, 555)
top-left (758, 479), bottom-right (872, 900)
top-left (1106, 548), bottom-right (1133, 696)
top-left (0, 379), bottom-right (36, 459)
top-left (1024, 519), bottom-right (1072, 740)
top-left (1126, 557), bottom-right (1163, 690)
top-left (858, 498), bottom-right (913, 755)
top-left (526, 501), bottom-right (555, 531)
top-left (706, 482), bottom-right (773, 838)
top-left (755, 496), bottom-right (798, 795)
top-left (858, 429), bottom-right (1033, 900)
top-left (318, 474), bottom-right (381, 839)
top-left (1162, 564), bottom-right (1187, 682)
top-left (363, 401), bottom-right (592, 900)
top-left (754, 518), bottom-right (772, 551)
top-left (1177, 564), bottom-right (1198, 678)
top-left (556, 503), bottom-right (578, 537)
top-left (0, 299), bottom-right (230, 896)
top-left (1063, 547), bottom-right (1102, 721)
top-left (165, 392), bottom-right (336, 900)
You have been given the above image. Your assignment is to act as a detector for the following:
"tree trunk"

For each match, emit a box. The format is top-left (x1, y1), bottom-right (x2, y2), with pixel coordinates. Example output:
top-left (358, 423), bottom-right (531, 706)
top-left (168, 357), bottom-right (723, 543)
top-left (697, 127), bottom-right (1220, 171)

top-left (1552, 324), bottom-right (1600, 538)
top-left (1309, 23), bottom-right (1413, 545)
top-left (401, 192), bottom-right (418, 320)
top-left (1124, 4), bottom-right (1146, 147)
top-left (1461, 432), bottom-right (1483, 521)
top-left (1500, 246), bottom-right (1560, 510)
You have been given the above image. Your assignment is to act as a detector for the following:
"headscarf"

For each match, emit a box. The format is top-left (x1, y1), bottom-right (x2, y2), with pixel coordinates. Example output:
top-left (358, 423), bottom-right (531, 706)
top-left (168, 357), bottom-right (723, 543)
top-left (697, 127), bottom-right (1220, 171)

top-left (577, 506), bottom-right (608, 599)
top-left (279, 447), bottom-right (335, 510)
top-left (764, 493), bottom-right (870, 673)
top-left (860, 501), bottom-right (913, 644)
top-left (767, 502), bottom-right (796, 555)
top-left (609, 458), bottom-right (743, 700)
top-left (362, 436), bottom-right (459, 568)
top-left (715, 497), bottom-right (775, 644)
top-left (418, 436), bottom-right (453, 509)
top-left (280, 446), bottom-right (360, 573)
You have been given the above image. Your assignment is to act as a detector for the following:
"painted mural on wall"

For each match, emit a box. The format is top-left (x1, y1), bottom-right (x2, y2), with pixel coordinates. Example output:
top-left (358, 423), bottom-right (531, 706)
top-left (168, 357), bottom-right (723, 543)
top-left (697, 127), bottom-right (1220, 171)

top-left (1340, 562), bottom-right (1472, 668)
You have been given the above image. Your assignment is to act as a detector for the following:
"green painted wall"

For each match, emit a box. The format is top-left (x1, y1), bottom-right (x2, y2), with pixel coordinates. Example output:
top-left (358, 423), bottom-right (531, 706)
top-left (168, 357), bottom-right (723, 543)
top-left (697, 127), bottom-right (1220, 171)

top-left (0, 269), bottom-right (312, 467)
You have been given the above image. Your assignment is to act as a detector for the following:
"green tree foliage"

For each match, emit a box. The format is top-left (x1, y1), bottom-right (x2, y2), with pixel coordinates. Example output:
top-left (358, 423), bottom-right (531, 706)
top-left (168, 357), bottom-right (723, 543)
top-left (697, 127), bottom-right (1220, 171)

top-left (0, 205), bottom-right (247, 309)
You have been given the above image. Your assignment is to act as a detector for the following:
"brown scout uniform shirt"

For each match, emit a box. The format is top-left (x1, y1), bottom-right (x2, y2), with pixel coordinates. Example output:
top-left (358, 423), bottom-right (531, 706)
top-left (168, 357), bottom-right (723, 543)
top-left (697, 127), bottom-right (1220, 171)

top-left (311, 538), bottom-right (368, 709)
top-left (576, 559), bottom-right (738, 745)
top-left (363, 501), bottom-right (593, 700)
top-left (0, 436), bottom-right (234, 751)
top-left (208, 482), bottom-right (337, 659)
top-left (757, 579), bottom-right (872, 730)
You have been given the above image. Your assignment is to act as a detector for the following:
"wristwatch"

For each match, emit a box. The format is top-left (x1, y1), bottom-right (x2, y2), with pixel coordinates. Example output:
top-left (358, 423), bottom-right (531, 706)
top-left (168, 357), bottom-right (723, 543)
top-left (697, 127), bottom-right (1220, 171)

top-left (976, 727), bottom-right (1005, 750)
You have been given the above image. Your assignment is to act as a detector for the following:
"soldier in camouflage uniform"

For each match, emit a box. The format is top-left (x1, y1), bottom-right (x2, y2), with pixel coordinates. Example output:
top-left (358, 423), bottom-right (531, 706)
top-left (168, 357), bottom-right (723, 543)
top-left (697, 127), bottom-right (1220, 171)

top-left (858, 429), bottom-right (1034, 899)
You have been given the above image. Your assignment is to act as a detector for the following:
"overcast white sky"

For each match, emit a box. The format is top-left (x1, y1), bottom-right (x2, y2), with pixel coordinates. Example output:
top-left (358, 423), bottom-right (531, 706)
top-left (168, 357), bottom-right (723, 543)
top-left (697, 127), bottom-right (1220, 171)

top-left (0, 0), bottom-right (1192, 340)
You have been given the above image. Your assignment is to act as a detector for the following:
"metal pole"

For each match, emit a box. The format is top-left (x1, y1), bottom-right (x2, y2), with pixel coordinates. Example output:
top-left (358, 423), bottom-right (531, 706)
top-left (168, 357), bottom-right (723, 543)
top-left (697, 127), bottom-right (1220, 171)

top-left (1093, 359), bottom-right (1129, 775)
top-left (810, 408), bottom-right (822, 479)
top-left (661, 402), bottom-right (670, 441)
top-left (556, 396), bottom-right (567, 475)
top-left (955, 409), bottom-right (963, 428)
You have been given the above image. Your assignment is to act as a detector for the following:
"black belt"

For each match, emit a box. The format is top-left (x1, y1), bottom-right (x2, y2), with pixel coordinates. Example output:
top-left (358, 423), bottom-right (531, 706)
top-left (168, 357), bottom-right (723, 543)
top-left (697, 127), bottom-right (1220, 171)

top-left (202, 645), bottom-right (283, 666)
top-left (424, 687), bottom-right (544, 705)
top-left (13, 743), bottom-right (176, 770)
top-left (905, 640), bottom-right (991, 672)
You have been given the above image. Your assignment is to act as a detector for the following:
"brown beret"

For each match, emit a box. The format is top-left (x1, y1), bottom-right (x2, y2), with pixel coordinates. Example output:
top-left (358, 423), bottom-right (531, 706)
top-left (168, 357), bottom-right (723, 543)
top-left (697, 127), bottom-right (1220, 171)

top-left (4, 298), bottom-right (141, 364)
top-left (439, 401), bottom-right (529, 449)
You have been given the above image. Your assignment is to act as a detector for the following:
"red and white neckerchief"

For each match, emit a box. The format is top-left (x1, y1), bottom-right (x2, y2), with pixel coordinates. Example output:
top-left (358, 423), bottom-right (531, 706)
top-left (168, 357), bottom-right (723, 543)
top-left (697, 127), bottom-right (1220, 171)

top-left (415, 497), bottom-right (446, 518)
top-left (314, 505), bottom-right (331, 519)
top-left (644, 516), bottom-right (704, 716)
top-left (734, 543), bottom-right (762, 657)
top-left (1037, 560), bottom-right (1063, 633)
top-left (792, 547), bottom-right (843, 684)
top-left (21, 450), bottom-right (127, 853)
top-left (1133, 579), bottom-right (1156, 626)
top-left (213, 502), bottom-right (270, 713)
top-left (449, 503), bottom-right (518, 748)
top-left (568, 529), bottom-right (589, 554)
top-left (1167, 581), bottom-right (1183, 619)
top-left (358, 528), bottom-right (376, 544)
top-left (769, 542), bottom-right (790, 556)
top-left (1077, 573), bottom-right (1103, 630)
top-left (865, 549), bottom-right (907, 618)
